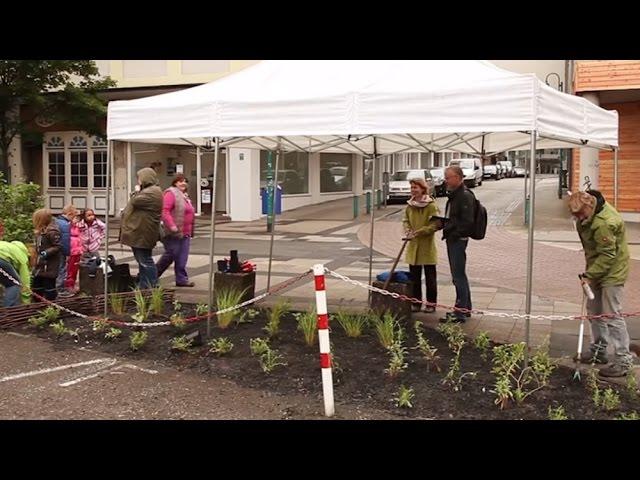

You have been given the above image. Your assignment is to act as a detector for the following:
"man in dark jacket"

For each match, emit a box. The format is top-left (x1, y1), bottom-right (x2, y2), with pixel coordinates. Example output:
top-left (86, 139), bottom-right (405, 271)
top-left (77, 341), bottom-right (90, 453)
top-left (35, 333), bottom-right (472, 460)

top-left (440, 165), bottom-right (475, 323)
top-left (120, 168), bottom-right (163, 289)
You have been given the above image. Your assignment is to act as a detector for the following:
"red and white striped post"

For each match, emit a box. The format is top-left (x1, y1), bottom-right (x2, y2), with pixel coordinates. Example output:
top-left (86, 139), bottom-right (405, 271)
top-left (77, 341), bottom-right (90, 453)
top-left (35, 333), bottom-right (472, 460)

top-left (313, 263), bottom-right (335, 417)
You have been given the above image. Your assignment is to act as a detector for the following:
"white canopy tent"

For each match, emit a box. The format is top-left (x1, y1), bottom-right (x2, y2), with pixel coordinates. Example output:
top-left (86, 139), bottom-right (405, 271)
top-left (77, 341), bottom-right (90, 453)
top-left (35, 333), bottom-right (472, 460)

top-left (106, 60), bottom-right (619, 354)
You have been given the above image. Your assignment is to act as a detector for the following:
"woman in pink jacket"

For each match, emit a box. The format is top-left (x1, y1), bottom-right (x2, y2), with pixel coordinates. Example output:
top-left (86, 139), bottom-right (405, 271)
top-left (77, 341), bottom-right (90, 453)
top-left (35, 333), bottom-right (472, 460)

top-left (156, 174), bottom-right (195, 287)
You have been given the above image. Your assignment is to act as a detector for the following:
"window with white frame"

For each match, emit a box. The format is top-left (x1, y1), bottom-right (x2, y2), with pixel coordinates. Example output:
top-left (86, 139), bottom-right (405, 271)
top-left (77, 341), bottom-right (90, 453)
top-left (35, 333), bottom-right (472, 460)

top-left (47, 136), bottom-right (65, 188)
top-left (92, 137), bottom-right (108, 188)
top-left (69, 135), bottom-right (88, 188)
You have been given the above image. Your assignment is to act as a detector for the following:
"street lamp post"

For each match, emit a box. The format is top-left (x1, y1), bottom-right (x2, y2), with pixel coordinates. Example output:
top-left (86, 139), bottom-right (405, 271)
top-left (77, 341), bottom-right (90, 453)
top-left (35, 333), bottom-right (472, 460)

top-left (545, 73), bottom-right (566, 200)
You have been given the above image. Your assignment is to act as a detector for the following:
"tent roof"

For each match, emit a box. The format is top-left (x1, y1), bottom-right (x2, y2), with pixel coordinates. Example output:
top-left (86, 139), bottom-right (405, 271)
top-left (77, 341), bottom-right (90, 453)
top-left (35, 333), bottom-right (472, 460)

top-left (107, 60), bottom-right (618, 154)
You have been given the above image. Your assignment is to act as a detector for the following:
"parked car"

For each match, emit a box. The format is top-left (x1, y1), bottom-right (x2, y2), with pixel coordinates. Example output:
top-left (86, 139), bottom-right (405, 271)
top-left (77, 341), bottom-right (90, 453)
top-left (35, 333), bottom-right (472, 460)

top-left (387, 169), bottom-right (435, 202)
top-left (498, 160), bottom-right (515, 178)
top-left (428, 167), bottom-right (446, 196)
top-left (448, 158), bottom-right (483, 187)
top-left (514, 166), bottom-right (526, 177)
top-left (483, 164), bottom-right (500, 180)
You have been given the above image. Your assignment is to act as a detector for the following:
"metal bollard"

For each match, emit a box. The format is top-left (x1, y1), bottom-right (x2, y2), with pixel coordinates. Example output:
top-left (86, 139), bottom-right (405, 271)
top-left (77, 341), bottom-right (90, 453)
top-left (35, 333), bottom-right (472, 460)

top-left (524, 196), bottom-right (530, 225)
top-left (366, 191), bottom-right (371, 215)
top-left (353, 195), bottom-right (359, 219)
top-left (376, 189), bottom-right (382, 209)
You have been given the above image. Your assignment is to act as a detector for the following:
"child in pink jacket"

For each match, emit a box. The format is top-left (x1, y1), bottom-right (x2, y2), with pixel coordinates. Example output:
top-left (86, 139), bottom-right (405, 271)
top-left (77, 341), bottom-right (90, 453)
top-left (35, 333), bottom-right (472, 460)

top-left (64, 213), bottom-right (83, 292)
top-left (78, 208), bottom-right (106, 255)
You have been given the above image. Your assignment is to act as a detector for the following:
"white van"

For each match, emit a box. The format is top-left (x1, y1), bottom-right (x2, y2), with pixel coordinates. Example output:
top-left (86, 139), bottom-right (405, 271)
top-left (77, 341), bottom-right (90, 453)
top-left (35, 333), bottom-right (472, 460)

top-left (448, 158), bottom-right (483, 187)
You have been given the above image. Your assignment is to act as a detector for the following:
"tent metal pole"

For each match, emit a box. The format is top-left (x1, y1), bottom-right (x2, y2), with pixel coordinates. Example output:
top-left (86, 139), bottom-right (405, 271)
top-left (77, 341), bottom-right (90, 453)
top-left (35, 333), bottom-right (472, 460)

top-left (207, 137), bottom-right (220, 338)
top-left (614, 147), bottom-right (619, 208)
top-left (524, 130), bottom-right (537, 368)
top-left (367, 136), bottom-right (378, 302)
top-left (104, 139), bottom-right (112, 319)
top-left (266, 139), bottom-right (281, 292)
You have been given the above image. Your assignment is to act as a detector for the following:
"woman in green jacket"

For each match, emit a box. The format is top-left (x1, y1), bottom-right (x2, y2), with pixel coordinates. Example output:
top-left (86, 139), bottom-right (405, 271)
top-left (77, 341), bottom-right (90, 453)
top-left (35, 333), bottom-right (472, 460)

top-left (402, 177), bottom-right (441, 313)
top-left (0, 240), bottom-right (32, 307)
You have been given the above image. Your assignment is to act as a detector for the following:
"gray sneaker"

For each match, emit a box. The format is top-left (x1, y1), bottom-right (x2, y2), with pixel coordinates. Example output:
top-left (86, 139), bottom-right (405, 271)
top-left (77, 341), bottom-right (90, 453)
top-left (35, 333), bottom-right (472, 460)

top-left (598, 364), bottom-right (630, 378)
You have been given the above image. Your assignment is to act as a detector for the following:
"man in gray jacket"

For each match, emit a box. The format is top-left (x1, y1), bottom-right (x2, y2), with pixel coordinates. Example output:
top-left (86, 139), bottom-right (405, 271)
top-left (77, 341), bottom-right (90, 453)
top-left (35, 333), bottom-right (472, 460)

top-left (120, 167), bottom-right (163, 289)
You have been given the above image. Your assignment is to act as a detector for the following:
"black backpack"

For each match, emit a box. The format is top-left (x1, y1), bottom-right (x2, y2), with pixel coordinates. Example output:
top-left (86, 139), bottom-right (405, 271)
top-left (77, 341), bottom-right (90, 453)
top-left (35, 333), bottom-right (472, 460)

top-left (468, 190), bottom-right (487, 240)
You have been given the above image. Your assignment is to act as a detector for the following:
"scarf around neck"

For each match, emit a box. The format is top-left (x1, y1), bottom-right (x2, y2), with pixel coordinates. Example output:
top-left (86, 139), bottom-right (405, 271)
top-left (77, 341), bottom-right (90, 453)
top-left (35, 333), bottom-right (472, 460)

top-left (407, 194), bottom-right (433, 208)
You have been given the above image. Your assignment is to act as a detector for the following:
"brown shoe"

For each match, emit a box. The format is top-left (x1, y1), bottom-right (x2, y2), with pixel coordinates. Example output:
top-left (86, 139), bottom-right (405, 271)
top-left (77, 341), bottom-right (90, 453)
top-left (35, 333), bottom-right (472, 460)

top-left (176, 282), bottom-right (195, 287)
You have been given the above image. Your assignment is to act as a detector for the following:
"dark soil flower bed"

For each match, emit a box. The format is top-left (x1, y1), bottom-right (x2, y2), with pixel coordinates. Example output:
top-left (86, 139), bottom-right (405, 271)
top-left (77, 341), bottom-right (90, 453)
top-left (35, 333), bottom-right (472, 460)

top-left (18, 302), bottom-right (640, 420)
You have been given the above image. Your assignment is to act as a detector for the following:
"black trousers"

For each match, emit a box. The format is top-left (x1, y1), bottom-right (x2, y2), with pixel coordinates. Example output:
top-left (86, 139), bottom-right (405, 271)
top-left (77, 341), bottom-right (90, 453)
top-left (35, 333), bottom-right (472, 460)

top-left (409, 264), bottom-right (437, 304)
top-left (32, 276), bottom-right (57, 301)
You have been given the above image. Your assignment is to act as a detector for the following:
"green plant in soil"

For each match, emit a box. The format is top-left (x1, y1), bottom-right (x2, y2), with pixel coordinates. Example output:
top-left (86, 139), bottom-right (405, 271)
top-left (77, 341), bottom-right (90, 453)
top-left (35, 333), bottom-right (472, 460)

top-left (51, 320), bottom-right (67, 338)
top-left (616, 411), bottom-right (640, 420)
top-left (547, 405), bottom-right (568, 420)
top-left (132, 288), bottom-right (149, 322)
top-left (236, 308), bottom-right (259, 325)
top-left (109, 293), bottom-right (125, 316)
top-left (250, 337), bottom-right (271, 357)
top-left (105, 328), bottom-right (122, 340)
top-left (195, 303), bottom-right (209, 317)
top-left (264, 298), bottom-right (290, 338)
top-left (170, 335), bottom-right (193, 353)
top-left (68, 328), bottom-right (80, 341)
top-left (295, 311), bottom-right (317, 347)
top-left (474, 331), bottom-right (491, 361)
top-left (28, 314), bottom-right (49, 329)
top-left (150, 286), bottom-right (165, 316)
top-left (335, 310), bottom-right (368, 338)
top-left (414, 321), bottom-right (441, 372)
top-left (92, 318), bottom-right (110, 333)
top-left (259, 348), bottom-right (287, 374)
top-left (385, 332), bottom-right (408, 378)
top-left (371, 311), bottom-right (399, 349)
top-left (172, 300), bottom-right (182, 314)
top-left (129, 331), bottom-right (148, 351)
top-left (438, 321), bottom-right (474, 391)
top-left (394, 385), bottom-right (415, 409)
top-left (215, 287), bottom-right (248, 329)
top-left (208, 337), bottom-right (234, 356)
top-left (587, 367), bottom-right (602, 408)
top-left (491, 340), bottom-right (556, 409)
top-left (41, 307), bottom-right (59, 322)
top-left (601, 387), bottom-right (621, 412)
top-left (170, 313), bottom-right (187, 330)
top-left (330, 341), bottom-right (343, 376)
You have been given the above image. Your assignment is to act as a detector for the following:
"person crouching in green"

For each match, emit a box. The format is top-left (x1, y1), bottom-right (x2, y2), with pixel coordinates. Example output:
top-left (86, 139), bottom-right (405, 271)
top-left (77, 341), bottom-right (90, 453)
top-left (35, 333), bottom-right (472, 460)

top-left (569, 190), bottom-right (633, 378)
top-left (0, 240), bottom-right (32, 307)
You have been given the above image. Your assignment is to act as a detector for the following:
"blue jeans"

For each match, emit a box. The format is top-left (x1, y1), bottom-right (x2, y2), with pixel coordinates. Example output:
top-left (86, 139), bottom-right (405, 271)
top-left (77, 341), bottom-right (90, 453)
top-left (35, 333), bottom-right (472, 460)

top-left (0, 258), bottom-right (21, 307)
top-left (132, 247), bottom-right (158, 289)
top-left (56, 254), bottom-right (67, 291)
top-left (446, 238), bottom-right (472, 319)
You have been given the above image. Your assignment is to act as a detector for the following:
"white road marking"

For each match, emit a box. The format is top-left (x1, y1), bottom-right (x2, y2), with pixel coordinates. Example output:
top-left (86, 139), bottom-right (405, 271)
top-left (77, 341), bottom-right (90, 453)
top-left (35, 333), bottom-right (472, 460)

top-left (59, 362), bottom-right (158, 387)
top-left (0, 358), bottom-right (112, 383)
top-left (58, 359), bottom-right (118, 387)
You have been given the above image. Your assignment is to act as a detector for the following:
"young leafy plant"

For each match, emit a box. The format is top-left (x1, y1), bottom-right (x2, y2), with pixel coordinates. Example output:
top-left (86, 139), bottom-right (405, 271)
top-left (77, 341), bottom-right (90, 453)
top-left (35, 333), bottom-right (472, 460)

top-left (394, 385), bottom-right (415, 409)
top-left (371, 311), bottom-right (399, 349)
top-left (132, 288), bottom-right (149, 322)
top-left (616, 411), bottom-right (640, 420)
top-left (170, 313), bottom-right (187, 330)
top-left (51, 320), bottom-right (67, 338)
top-left (129, 331), bottom-right (148, 351)
top-left (249, 337), bottom-right (271, 357)
top-left (601, 387), bottom-right (621, 412)
top-left (626, 371), bottom-right (639, 396)
top-left (385, 338), bottom-right (409, 378)
top-left (491, 340), bottom-right (557, 409)
top-left (335, 310), bottom-right (368, 338)
top-left (170, 335), bottom-right (194, 353)
top-left (414, 321), bottom-right (441, 372)
top-left (41, 306), bottom-right (60, 323)
top-left (295, 310), bottom-right (317, 347)
top-left (105, 328), bottom-right (122, 340)
top-left (28, 314), bottom-right (49, 329)
top-left (92, 318), bottom-right (110, 333)
top-left (172, 299), bottom-right (182, 314)
top-left (474, 331), bottom-right (491, 361)
top-left (237, 308), bottom-right (259, 325)
top-left (259, 348), bottom-right (287, 374)
top-left (547, 405), bottom-right (568, 420)
top-left (264, 298), bottom-right (290, 338)
top-left (109, 293), bottom-right (125, 316)
top-left (215, 287), bottom-right (248, 329)
top-left (208, 337), bottom-right (234, 356)
top-left (150, 286), bottom-right (165, 316)
top-left (195, 303), bottom-right (209, 317)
